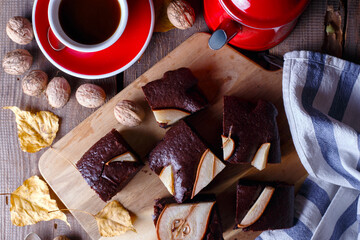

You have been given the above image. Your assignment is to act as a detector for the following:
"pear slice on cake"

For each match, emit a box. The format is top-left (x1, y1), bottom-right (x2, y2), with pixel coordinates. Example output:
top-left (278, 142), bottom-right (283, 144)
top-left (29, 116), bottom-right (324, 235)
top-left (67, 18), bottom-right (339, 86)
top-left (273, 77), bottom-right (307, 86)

top-left (235, 181), bottom-right (294, 231)
top-left (191, 149), bottom-right (225, 198)
top-left (156, 202), bottom-right (215, 240)
top-left (142, 68), bottom-right (208, 128)
top-left (251, 143), bottom-right (271, 171)
top-left (237, 186), bottom-right (275, 228)
top-left (148, 121), bottom-right (226, 203)
top-left (106, 152), bottom-right (137, 165)
top-left (221, 135), bottom-right (235, 161)
top-left (153, 109), bottom-right (190, 126)
top-left (159, 165), bottom-right (175, 195)
top-left (222, 96), bottom-right (281, 169)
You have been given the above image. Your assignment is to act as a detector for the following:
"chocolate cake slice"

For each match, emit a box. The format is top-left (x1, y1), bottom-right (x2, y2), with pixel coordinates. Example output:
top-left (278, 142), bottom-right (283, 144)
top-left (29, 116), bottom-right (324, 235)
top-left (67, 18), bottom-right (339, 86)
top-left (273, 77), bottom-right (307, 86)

top-left (235, 180), bottom-right (294, 231)
top-left (153, 195), bottom-right (224, 240)
top-left (149, 120), bottom-right (225, 203)
top-left (222, 96), bottom-right (280, 168)
top-left (142, 68), bottom-right (208, 128)
top-left (76, 129), bottom-right (142, 202)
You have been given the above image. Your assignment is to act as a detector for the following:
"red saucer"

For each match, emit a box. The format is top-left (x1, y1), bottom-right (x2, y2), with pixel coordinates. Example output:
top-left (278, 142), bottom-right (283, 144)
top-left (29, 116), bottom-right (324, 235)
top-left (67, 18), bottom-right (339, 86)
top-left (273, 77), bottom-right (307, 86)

top-left (32, 0), bottom-right (154, 79)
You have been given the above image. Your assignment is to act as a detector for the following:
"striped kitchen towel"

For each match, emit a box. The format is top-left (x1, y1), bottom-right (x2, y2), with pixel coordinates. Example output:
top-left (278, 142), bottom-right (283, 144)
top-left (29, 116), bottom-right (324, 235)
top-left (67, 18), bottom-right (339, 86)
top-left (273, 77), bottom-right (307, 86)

top-left (258, 51), bottom-right (360, 240)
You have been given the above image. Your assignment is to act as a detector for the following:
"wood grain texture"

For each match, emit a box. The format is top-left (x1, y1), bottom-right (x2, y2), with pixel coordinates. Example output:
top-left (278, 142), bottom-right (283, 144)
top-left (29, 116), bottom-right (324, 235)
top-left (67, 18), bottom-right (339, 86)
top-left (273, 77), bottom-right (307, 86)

top-left (1, 0), bottom-right (360, 239)
top-left (38, 33), bottom-right (307, 240)
top-left (269, 0), bottom-right (328, 57)
top-left (123, 0), bottom-right (209, 87)
top-left (0, 1), bottom-right (117, 240)
top-left (343, 0), bottom-right (360, 64)
top-left (270, 0), bottom-right (360, 62)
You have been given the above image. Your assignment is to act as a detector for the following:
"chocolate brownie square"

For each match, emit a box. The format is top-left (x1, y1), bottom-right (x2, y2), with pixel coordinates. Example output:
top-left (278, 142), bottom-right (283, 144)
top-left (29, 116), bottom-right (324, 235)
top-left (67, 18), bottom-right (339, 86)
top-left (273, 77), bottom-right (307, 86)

top-left (148, 120), bottom-right (225, 203)
top-left (142, 68), bottom-right (208, 128)
top-left (76, 129), bottom-right (142, 201)
top-left (222, 96), bottom-right (281, 165)
top-left (153, 195), bottom-right (224, 240)
top-left (235, 180), bottom-right (294, 231)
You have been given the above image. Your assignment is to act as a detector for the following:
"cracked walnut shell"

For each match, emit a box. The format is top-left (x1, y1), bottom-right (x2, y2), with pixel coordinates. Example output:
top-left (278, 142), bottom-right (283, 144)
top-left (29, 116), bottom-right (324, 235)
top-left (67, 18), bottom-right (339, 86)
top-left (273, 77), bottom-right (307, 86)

top-left (6, 17), bottom-right (34, 45)
top-left (114, 100), bottom-right (145, 127)
top-left (2, 49), bottom-right (33, 75)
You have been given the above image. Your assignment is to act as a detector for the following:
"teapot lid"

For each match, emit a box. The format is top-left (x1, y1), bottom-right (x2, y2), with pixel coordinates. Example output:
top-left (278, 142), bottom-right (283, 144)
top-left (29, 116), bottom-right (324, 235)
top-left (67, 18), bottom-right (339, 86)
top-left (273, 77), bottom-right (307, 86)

top-left (221, 0), bottom-right (310, 29)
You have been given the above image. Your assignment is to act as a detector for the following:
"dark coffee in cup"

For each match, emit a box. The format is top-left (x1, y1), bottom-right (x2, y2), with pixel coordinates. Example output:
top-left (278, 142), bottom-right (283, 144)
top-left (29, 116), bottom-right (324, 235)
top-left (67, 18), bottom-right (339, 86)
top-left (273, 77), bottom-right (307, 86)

top-left (58, 0), bottom-right (121, 45)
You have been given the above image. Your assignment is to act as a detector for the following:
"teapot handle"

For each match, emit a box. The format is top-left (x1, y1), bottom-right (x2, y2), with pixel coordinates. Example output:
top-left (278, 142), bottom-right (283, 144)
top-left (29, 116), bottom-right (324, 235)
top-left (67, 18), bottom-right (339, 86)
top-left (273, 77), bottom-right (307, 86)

top-left (208, 19), bottom-right (242, 50)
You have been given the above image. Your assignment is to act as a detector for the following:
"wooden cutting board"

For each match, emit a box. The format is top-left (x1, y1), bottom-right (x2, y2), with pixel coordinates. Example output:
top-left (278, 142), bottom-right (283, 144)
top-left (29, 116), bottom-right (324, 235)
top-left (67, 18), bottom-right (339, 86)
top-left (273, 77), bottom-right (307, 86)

top-left (39, 32), bottom-right (307, 240)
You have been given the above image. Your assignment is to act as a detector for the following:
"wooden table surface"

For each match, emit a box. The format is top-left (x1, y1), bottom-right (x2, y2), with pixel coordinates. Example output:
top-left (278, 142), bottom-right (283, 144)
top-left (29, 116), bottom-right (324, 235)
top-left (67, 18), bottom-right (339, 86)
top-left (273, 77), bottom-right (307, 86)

top-left (0, 0), bottom-right (359, 239)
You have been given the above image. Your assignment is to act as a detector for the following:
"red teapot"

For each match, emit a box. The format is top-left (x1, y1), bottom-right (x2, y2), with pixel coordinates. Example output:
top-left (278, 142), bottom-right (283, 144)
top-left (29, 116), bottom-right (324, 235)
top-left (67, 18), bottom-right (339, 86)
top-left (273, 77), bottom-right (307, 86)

top-left (204, 0), bottom-right (310, 50)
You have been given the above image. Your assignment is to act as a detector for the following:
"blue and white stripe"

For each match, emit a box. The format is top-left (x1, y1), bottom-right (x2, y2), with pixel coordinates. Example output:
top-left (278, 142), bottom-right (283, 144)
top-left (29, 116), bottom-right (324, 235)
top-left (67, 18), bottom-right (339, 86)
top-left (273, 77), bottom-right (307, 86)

top-left (258, 51), bottom-right (360, 240)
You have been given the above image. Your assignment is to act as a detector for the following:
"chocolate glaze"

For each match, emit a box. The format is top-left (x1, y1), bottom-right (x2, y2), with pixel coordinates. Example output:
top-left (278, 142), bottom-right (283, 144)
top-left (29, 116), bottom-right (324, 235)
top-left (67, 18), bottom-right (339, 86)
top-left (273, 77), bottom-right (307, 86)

top-left (148, 120), bottom-right (207, 203)
top-left (76, 129), bottom-right (142, 202)
top-left (223, 96), bottom-right (281, 164)
top-left (153, 195), bottom-right (224, 240)
top-left (235, 180), bottom-right (294, 231)
top-left (142, 68), bottom-right (208, 127)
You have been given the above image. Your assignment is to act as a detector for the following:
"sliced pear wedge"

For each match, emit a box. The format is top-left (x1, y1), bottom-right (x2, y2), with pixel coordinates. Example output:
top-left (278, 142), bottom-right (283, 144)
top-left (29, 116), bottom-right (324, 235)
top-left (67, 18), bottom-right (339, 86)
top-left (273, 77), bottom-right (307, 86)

top-left (159, 165), bottom-right (175, 195)
top-left (251, 143), bottom-right (271, 171)
top-left (153, 109), bottom-right (191, 126)
top-left (106, 152), bottom-right (137, 165)
top-left (238, 186), bottom-right (275, 228)
top-left (156, 202), bottom-right (215, 240)
top-left (221, 135), bottom-right (235, 161)
top-left (191, 149), bottom-right (226, 199)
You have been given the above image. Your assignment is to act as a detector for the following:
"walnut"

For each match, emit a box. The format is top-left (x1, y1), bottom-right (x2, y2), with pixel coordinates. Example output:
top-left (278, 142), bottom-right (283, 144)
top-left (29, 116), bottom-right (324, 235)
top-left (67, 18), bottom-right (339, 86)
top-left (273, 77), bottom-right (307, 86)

top-left (76, 83), bottom-right (106, 108)
top-left (45, 77), bottom-right (71, 108)
top-left (2, 49), bottom-right (33, 75)
top-left (6, 17), bottom-right (34, 45)
top-left (167, 0), bottom-right (195, 30)
top-left (114, 100), bottom-right (145, 127)
top-left (22, 70), bottom-right (48, 96)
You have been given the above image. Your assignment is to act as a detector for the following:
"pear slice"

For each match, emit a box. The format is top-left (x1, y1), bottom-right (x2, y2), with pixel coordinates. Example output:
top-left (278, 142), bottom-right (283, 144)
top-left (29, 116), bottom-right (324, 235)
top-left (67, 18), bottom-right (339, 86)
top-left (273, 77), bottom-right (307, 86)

top-left (156, 202), bottom-right (215, 240)
top-left (238, 186), bottom-right (275, 228)
top-left (153, 109), bottom-right (191, 126)
top-left (159, 165), bottom-right (175, 195)
top-left (106, 152), bottom-right (137, 165)
top-left (251, 143), bottom-right (271, 171)
top-left (221, 135), bottom-right (235, 161)
top-left (191, 149), bottom-right (226, 199)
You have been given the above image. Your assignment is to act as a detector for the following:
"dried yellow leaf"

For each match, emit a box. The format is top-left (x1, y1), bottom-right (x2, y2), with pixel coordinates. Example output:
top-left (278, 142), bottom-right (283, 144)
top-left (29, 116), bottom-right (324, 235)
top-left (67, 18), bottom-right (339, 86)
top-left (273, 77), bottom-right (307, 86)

top-left (95, 200), bottom-right (136, 237)
top-left (4, 106), bottom-right (59, 153)
top-left (154, 0), bottom-right (175, 32)
top-left (10, 176), bottom-right (69, 227)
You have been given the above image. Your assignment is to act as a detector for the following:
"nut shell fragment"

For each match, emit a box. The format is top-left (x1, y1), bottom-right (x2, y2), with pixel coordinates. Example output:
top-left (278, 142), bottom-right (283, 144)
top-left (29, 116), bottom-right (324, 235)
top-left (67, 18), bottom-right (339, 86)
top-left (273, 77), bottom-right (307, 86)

top-left (46, 77), bottom-right (71, 108)
top-left (22, 70), bottom-right (48, 96)
top-left (114, 100), bottom-right (145, 127)
top-left (6, 16), bottom-right (34, 45)
top-left (76, 83), bottom-right (106, 108)
top-left (2, 49), bottom-right (33, 75)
